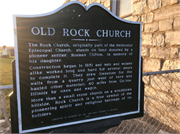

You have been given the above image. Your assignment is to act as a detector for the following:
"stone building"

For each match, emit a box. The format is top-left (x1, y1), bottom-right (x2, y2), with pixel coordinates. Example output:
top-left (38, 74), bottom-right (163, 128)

top-left (64, 0), bottom-right (180, 131)
top-left (64, 0), bottom-right (180, 72)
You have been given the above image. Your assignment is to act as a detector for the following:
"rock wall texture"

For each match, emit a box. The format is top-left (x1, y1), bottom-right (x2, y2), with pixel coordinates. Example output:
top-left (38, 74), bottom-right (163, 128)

top-left (80, 0), bottom-right (110, 10)
top-left (68, 0), bottom-right (180, 131)
top-left (132, 1), bottom-right (180, 73)
top-left (78, 0), bottom-right (180, 72)
top-left (132, 0), bottom-right (180, 131)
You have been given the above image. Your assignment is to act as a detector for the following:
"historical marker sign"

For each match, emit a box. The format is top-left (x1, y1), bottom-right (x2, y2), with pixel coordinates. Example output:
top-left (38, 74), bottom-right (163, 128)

top-left (14, 1), bottom-right (143, 133)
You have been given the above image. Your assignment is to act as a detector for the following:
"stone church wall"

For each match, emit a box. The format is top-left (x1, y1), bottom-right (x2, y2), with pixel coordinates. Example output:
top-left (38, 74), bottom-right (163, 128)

top-left (65, 0), bottom-right (180, 131)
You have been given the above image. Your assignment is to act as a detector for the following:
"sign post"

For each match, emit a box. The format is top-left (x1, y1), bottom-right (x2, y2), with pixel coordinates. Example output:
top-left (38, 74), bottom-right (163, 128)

top-left (12, 1), bottom-right (144, 133)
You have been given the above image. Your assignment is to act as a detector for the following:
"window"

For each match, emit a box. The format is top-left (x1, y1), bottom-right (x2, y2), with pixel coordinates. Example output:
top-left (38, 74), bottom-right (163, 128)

top-left (111, 0), bottom-right (133, 20)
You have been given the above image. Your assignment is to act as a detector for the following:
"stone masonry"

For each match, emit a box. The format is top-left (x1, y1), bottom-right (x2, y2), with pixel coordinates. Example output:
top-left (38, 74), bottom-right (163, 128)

top-left (75, 0), bottom-right (180, 72)
top-left (132, 0), bottom-right (180, 131)
top-left (66, 0), bottom-right (180, 131)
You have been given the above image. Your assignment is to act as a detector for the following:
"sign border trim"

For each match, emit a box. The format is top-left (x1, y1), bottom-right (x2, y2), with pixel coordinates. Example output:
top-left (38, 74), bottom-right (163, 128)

top-left (13, 1), bottom-right (142, 133)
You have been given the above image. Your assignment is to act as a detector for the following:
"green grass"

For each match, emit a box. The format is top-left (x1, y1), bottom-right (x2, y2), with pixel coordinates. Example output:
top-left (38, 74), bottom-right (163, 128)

top-left (0, 52), bottom-right (15, 86)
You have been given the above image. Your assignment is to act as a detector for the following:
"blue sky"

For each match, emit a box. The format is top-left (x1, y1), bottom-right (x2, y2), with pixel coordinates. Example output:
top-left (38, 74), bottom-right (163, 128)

top-left (0, 0), bottom-right (66, 47)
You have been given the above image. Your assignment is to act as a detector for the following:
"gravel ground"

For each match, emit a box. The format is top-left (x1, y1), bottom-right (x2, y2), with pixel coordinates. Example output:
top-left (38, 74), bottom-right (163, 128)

top-left (0, 114), bottom-right (179, 133)
top-left (103, 114), bottom-right (179, 133)
top-left (0, 120), bottom-right (11, 134)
